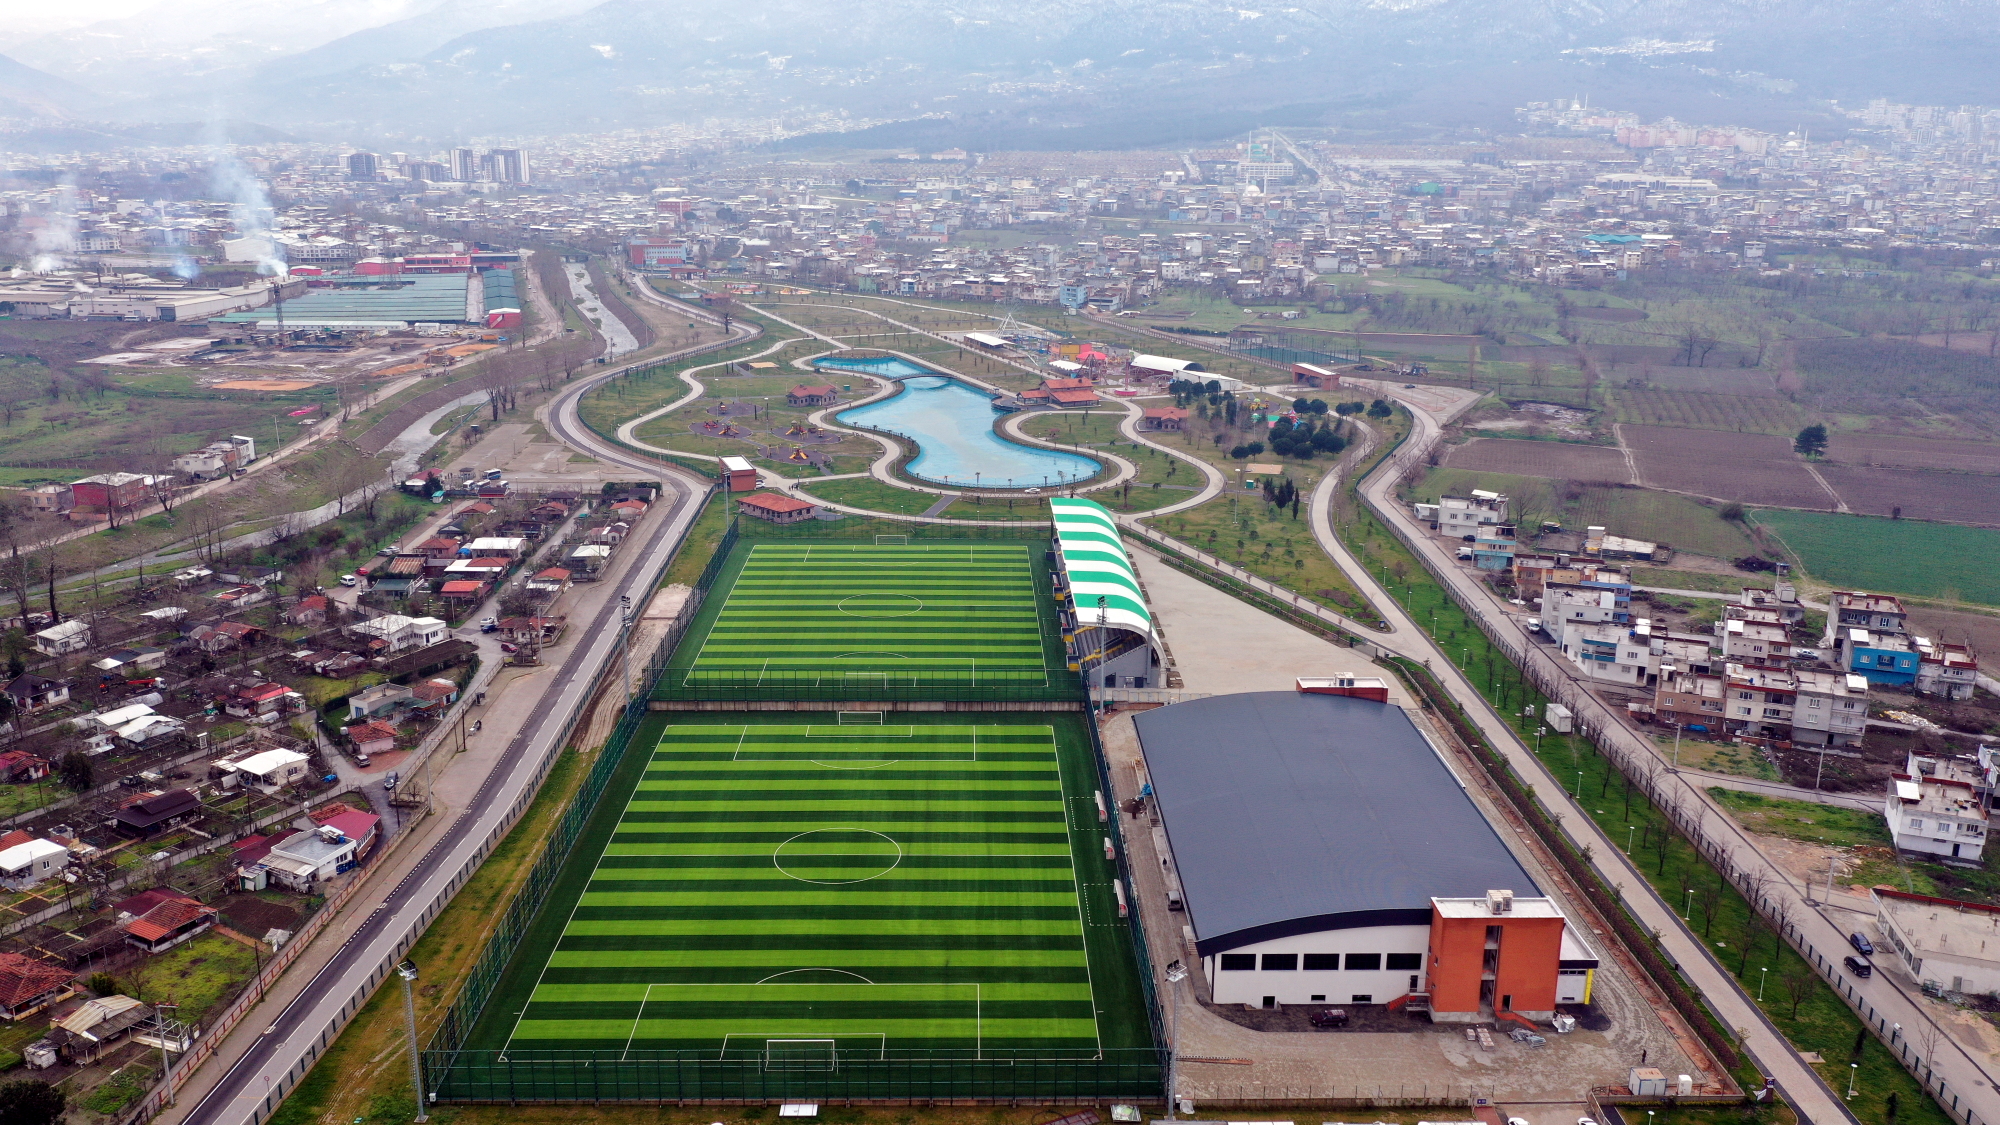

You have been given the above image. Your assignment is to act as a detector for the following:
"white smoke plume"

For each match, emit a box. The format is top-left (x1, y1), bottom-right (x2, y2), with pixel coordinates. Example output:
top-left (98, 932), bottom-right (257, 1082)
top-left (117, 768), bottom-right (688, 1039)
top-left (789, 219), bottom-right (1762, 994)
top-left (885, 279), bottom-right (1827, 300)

top-left (206, 135), bottom-right (288, 277)
top-left (28, 178), bottom-right (78, 274)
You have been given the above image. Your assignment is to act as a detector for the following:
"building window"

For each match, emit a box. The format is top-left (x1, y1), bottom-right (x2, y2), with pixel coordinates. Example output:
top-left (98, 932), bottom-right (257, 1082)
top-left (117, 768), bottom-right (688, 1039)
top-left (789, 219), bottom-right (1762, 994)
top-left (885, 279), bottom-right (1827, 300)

top-left (1220, 954), bottom-right (1256, 971)
top-left (1261, 954), bottom-right (1297, 971)
top-left (1344, 953), bottom-right (1381, 971)
top-left (1350, 994), bottom-right (1373, 1003)
top-left (1908, 819), bottom-right (1924, 831)
top-left (1808, 698), bottom-right (1821, 708)
top-left (1302, 954), bottom-right (1340, 970)
top-left (1310, 994), bottom-right (1325, 1002)
top-left (1386, 953), bottom-right (1422, 971)
top-left (1737, 691), bottom-right (1753, 700)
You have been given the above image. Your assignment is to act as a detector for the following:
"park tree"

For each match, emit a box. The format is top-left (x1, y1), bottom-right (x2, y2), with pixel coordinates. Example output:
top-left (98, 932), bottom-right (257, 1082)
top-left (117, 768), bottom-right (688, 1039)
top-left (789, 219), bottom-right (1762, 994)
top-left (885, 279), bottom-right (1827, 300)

top-left (56, 752), bottom-right (93, 793)
top-left (1793, 423), bottom-right (1829, 458)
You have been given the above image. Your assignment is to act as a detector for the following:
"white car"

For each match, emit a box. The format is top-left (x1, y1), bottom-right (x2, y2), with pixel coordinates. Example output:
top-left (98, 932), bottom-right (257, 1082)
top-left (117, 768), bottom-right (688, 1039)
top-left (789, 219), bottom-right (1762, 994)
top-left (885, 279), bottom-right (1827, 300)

top-left (338, 574), bottom-right (359, 587)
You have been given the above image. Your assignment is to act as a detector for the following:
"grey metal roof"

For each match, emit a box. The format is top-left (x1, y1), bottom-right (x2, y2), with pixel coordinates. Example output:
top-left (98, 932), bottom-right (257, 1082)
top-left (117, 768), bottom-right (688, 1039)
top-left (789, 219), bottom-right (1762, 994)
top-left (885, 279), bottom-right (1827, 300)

top-left (1132, 691), bottom-right (1539, 955)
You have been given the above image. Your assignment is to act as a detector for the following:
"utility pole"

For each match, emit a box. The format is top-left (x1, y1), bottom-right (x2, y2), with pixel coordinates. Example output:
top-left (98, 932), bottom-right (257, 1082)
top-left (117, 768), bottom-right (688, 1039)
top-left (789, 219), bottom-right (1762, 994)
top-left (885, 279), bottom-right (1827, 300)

top-left (397, 960), bottom-right (429, 1122)
top-left (619, 594), bottom-right (635, 705)
top-left (156, 1002), bottom-right (180, 1105)
top-left (1163, 959), bottom-right (1188, 1118)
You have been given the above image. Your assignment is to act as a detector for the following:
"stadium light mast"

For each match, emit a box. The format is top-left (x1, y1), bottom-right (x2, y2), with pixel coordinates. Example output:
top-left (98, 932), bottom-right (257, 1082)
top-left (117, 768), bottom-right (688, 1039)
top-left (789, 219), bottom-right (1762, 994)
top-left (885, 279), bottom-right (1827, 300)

top-left (1163, 959), bottom-right (1188, 1118)
top-left (397, 959), bottom-right (429, 1122)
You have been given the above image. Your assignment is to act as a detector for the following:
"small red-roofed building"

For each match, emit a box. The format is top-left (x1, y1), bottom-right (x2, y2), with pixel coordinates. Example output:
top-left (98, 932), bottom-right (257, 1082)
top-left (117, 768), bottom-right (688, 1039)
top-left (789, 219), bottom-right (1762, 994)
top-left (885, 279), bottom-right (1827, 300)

top-left (124, 896), bottom-right (218, 954)
top-left (1141, 406), bottom-right (1189, 431)
top-left (282, 595), bottom-right (330, 627)
top-left (0, 952), bottom-right (72, 1019)
top-left (737, 492), bottom-right (817, 524)
top-left (786, 384), bottom-right (839, 407)
top-left (347, 720), bottom-right (399, 758)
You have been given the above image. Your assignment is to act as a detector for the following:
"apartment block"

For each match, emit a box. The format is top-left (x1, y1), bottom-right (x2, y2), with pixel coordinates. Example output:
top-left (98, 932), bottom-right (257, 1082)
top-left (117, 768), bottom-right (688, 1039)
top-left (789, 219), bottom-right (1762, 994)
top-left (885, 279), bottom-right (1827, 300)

top-left (1791, 669), bottom-right (1870, 749)
top-left (1915, 638), bottom-right (1979, 701)
top-left (1888, 753), bottom-right (1990, 862)
top-left (1833, 591), bottom-right (1909, 636)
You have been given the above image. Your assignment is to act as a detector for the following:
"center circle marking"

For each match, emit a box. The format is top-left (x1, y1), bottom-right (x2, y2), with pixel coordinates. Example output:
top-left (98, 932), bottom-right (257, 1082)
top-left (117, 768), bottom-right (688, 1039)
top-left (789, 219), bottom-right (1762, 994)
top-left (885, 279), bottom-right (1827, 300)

top-left (838, 593), bottom-right (924, 618)
top-left (774, 829), bottom-right (903, 884)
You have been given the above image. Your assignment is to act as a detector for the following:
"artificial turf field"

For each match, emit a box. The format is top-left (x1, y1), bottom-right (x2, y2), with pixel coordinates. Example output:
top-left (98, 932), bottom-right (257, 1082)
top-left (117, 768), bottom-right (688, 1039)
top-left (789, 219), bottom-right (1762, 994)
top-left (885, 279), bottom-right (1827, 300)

top-left (449, 712), bottom-right (1153, 1097)
top-left (667, 541), bottom-right (1068, 693)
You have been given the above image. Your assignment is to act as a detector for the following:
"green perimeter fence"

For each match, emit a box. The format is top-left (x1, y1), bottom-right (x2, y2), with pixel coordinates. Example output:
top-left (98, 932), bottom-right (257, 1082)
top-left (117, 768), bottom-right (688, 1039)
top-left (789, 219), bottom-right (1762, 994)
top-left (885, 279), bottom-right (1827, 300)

top-left (422, 517), bottom-right (1169, 1102)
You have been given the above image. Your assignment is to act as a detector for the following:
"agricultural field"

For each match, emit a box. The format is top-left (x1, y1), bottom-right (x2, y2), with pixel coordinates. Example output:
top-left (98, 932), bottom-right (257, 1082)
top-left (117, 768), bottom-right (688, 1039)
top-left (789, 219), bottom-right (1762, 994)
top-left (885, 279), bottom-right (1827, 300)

top-left (1815, 466), bottom-right (2000, 527)
top-left (1825, 432), bottom-right (2000, 474)
top-left (1410, 468), bottom-right (1756, 560)
top-left (1753, 510), bottom-right (2000, 606)
top-left (1443, 437), bottom-right (1632, 483)
top-left (1622, 425), bottom-right (1835, 509)
top-left (1608, 388), bottom-right (1807, 435)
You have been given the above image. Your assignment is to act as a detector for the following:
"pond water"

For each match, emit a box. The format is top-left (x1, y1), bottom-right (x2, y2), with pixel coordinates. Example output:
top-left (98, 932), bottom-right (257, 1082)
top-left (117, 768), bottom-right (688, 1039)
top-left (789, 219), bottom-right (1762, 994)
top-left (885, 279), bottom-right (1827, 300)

top-left (837, 377), bottom-right (1101, 489)
top-left (815, 355), bottom-right (938, 379)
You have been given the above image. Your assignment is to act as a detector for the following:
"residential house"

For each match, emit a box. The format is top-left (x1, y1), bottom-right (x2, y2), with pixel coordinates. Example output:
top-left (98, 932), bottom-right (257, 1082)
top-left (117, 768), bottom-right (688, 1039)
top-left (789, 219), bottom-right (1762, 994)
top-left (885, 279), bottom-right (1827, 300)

top-left (1541, 587), bottom-right (1627, 626)
top-left (211, 585), bottom-right (270, 610)
top-left (282, 595), bottom-right (331, 627)
top-left (1431, 491), bottom-right (1509, 535)
top-left (466, 537), bottom-right (527, 559)
top-left (0, 952), bottom-right (73, 1019)
top-left (228, 748), bottom-right (310, 792)
top-left (111, 789), bottom-right (201, 839)
top-left (223, 682), bottom-right (301, 723)
top-left (47, 995), bottom-right (157, 1063)
top-left (1916, 638), bottom-right (1979, 701)
top-left (25, 484), bottom-right (71, 514)
top-left (529, 499), bottom-right (571, 523)
top-left (1557, 619), bottom-right (1660, 687)
top-left (215, 564), bottom-right (283, 587)
top-left (408, 678), bottom-right (459, 713)
top-left (1140, 406), bottom-right (1189, 431)
top-left (347, 682), bottom-right (413, 720)
top-left (587, 522), bottom-right (631, 546)
top-left (413, 537), bottom-right (463, 560)
top-left (0, 839), bottom-right (67, 890)
top-left (1887, 753), bottom-right (1990, 862)
top-left (68, 472), bottom-right (162, 517)
top-left (566, 544), bottom-right (611, 576)
top-left (1583, 526), bottom-right (1660, 562)
top-left (290, 649), bottom-right (367, 679)
top-left (1514, 558), bottom-right (1630, 604)
top-left (113, 713), bottom-right (184, 748)
top-left (786, 384), bottom-right (839, 407)
top-left (443, 558), bottom-right (511, 584)
top-left (738, 492), bottom-right (817, 524)
top-left (346, 720), bottom-right (398, 758)
top-left (607, 498), bottom-right (649, 519)
top-left (1471, 526), bottom-right (1517, 571)
top-left (1652, 670), bottom-right (1726, 734)
top-left (526, 567), bottom-right (572, 597)
top-left (1835, 627), bottom-right (1920, 686)
top-left (438, 579), bottom-right (491, 603)
top-left (1791, 670), bottom-right (1870, 749)
top-left (1722, 663), bottom-right (1797, 742)
top-left (259, 812), bottom-right (379, 890)
top-left (31, 620), bottom-right (91, 657)
top-left (496, 616), bottom-right (565, 645)
top-left (348, 614), bottom-right (448, 653)
top-left (123, 896), bottom-right (218, 954)
top-left (90, 647), bottom-right (167, 676)
top-left (0, 752), bottom-right (50, 784)
top-left (1740, 584), bottom-right (1805, 626)
top-left (1722, 617), bottom-right (1796, 663)
top-left (1871, 886), bottom-right (2000, 995)
top-left (1833, 590), bottom-right (1909, 636)
top-left (4, 675), bottom-right (69, 713)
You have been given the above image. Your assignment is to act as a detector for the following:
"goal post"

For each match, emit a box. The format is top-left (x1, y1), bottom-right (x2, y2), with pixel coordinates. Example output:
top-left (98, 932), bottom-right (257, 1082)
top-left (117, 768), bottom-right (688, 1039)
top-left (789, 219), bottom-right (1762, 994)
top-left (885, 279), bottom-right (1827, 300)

top-left (836, 711), bottom-right (886, 724)
top-left (873, 534), bottom-right (909, 546)
top-left (763, 1039), bottom-right (838, 1072)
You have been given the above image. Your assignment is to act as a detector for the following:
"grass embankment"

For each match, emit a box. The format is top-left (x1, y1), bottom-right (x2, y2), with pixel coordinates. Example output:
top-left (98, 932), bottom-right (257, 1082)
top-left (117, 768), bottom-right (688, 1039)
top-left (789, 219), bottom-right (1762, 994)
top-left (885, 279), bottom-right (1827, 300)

top-left (269, 750), bottom-right (589, 1125)
top-left (1711, 788), bottom-right (2000, 906)
top-left (797, 478), bottom-right (1048, 521)
top-left (1334, 495), bottom-right (1948, 1123)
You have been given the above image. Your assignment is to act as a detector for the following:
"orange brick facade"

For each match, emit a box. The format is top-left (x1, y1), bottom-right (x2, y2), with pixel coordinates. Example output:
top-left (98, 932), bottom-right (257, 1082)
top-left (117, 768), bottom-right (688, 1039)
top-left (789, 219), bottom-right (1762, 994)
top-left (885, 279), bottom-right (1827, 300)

top-left (1427, 905), bottom-right (1565, 1021)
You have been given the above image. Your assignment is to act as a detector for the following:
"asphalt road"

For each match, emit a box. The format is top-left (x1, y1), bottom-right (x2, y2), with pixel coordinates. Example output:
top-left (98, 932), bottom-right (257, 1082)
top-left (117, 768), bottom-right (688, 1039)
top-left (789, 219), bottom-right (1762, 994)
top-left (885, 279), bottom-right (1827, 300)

top-left (174, 293), bottom-right (756, 1125)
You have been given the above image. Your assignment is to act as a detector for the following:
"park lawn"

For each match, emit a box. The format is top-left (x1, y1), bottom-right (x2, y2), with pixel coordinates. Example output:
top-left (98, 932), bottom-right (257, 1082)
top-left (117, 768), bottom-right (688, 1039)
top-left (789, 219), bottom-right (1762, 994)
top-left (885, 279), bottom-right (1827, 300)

top-left (1753, 510), bottom-right (2000, 607)
top-left (1709, 789), bottom-right (1891, 848)
top-left (1659, 736), bottom-right (1780, 782)
top-left (1146, 492), bottom-right (1381, 625)
top-left (659, 491), bottom-right (729, 590)
top-left (797, 477), bottom-right (949, 515)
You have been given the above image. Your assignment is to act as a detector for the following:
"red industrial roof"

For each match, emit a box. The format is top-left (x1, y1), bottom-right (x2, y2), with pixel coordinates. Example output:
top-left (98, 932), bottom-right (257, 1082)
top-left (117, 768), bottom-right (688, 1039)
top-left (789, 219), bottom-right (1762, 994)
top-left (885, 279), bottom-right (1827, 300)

top-left (740, 492), bottom-right (814, 514)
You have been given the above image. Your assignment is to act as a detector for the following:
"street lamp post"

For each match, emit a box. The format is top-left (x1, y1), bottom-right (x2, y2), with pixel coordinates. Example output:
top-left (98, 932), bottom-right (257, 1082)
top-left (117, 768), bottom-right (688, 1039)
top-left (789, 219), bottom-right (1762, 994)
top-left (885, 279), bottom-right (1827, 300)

top-left (397, 960), bottom-right (430, 1122)
top-left (1758, 967), bottom-right (1768, 1002)
top-left (1573, 767), bottom-right (1582, 799)
top-left (1163, 959), bottom-right (1188, 1118)
top-left (1847, 1063), bottom-right (1859, 1099)
top-left (1684, 888), bottom-right (1694, 920)
top-left (1626, 825), bottom-right (1636, 854)
top-left (1672, 722), bottom-right (1683, 769)
top-left (155, 1002), bottom-right (180, 1105)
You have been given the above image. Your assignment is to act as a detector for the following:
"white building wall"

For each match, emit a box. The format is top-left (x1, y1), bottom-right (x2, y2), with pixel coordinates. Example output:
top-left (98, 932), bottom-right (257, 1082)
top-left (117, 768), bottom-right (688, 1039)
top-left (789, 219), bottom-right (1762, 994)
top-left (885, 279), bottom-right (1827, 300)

top-left (1204, 924), bottom-right (1429, 1007)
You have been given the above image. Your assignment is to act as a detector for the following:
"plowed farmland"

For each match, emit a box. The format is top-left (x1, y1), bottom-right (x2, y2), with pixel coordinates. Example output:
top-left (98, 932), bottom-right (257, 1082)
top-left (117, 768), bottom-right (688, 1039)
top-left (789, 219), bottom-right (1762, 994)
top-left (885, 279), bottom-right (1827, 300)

top-left (1445, 438), bottom-right (1632, 483)
top-left (1623, 426), bottom-right (1834, 508)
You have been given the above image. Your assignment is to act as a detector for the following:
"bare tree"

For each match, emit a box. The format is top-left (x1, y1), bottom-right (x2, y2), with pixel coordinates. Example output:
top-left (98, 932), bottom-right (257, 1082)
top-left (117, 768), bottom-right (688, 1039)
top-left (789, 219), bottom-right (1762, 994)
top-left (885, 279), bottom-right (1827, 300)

top-left (1779, 961), bottom-right (1817, 1018)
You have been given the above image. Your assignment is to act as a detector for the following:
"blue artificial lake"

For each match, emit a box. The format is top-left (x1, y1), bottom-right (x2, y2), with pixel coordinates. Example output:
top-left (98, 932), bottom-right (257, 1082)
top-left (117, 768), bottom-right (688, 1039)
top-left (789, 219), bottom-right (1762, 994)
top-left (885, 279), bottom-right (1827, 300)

top-left (836, 376), bottom-right (1102, 489)
top-left (815, 355), bottom-right (939, 379)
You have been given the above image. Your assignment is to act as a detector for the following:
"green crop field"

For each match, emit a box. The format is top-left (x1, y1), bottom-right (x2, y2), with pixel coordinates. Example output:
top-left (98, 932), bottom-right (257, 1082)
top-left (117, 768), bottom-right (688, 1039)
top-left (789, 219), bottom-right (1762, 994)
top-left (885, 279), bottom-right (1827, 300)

top-left (499, 718), bottom-right (1125, 1060)
top-left (1753, 510), bottom-right (2000, 607)
top-left (666, 541), bottom-right (1068, 695)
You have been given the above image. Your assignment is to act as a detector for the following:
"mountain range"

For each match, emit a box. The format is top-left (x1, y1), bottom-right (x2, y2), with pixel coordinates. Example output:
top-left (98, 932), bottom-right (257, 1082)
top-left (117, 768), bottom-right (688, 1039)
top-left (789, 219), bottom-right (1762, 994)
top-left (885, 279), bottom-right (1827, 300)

top-left (4, 0), bottom-right (1998, 148)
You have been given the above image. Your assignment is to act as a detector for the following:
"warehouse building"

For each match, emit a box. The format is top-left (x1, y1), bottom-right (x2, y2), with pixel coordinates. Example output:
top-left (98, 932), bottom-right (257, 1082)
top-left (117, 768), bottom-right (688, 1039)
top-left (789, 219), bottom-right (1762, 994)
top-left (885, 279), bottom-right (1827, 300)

top-left (1134, 689), bottom-right (1597, 1021)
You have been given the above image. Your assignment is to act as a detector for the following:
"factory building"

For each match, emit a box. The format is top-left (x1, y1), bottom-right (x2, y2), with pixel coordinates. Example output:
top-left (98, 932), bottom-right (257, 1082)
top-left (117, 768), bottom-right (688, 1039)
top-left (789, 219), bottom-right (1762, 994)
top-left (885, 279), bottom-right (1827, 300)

top-left (1134, 689), bottom-right (1597, 1021)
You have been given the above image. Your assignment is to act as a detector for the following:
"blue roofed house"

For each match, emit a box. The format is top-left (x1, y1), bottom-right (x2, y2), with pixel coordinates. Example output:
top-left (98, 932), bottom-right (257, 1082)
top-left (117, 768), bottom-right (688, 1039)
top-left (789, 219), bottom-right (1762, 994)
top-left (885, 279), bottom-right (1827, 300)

top-left (1837, 628), bottom-right (1920, 685)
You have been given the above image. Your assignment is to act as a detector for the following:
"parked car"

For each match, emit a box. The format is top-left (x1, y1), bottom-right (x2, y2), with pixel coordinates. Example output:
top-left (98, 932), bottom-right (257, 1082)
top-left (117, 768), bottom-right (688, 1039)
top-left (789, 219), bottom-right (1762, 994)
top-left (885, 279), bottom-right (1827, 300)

top-left (1308, 1008), bottom-right (1348, 1028)
top-left (376, 547), bottom-right (397, 556)
top-left (500, 642), bottom-right (519, 653)
top-left (1849, 932), bottom-right (1875, 956)
top-left (384, 772), bottom-right (400, 791)
top-left (1843, 955), bottom-right (1873, 978)
top-left (354, 752), bottom-right (371, 768)
top-left (339, 574), bottom-right (359, 587)
top-left (1526, 618), bottom-right (1543, 633)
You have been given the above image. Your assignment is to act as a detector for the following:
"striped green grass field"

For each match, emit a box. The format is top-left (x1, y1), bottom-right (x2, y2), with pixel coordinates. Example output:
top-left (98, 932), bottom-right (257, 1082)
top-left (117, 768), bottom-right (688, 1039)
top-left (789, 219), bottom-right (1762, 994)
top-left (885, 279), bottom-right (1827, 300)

top-left (502, 721), bottom-right (1112, 1060)
top-left (683, 543), bottom-right (1051, 687)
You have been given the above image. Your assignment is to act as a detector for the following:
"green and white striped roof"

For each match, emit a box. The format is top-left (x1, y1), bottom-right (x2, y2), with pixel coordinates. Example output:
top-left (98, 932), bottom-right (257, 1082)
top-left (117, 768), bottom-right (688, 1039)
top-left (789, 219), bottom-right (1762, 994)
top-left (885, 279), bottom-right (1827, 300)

top-left (1049, 498), bottom-right (1155, 643)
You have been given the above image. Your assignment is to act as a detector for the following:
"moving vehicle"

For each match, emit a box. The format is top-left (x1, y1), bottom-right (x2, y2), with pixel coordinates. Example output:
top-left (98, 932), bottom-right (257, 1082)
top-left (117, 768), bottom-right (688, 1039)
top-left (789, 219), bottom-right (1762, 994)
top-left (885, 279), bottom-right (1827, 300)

top-left (500, 642), bottom-right (519, 653)
top-left (1849, 932), bottom-right (1875, 956)
top-left (1843, 955), bottom-right (1873, 978)
top-left (479, 616), bottom-right (498, 632)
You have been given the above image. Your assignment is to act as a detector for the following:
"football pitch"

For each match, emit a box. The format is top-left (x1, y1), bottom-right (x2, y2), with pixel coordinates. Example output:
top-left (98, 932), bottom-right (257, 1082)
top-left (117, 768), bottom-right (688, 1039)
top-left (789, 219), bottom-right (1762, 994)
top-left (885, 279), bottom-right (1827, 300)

top-left (674, 542), bottom-right (1059, 690)
top-left (489, 716), bottom-right (1143, 1065)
